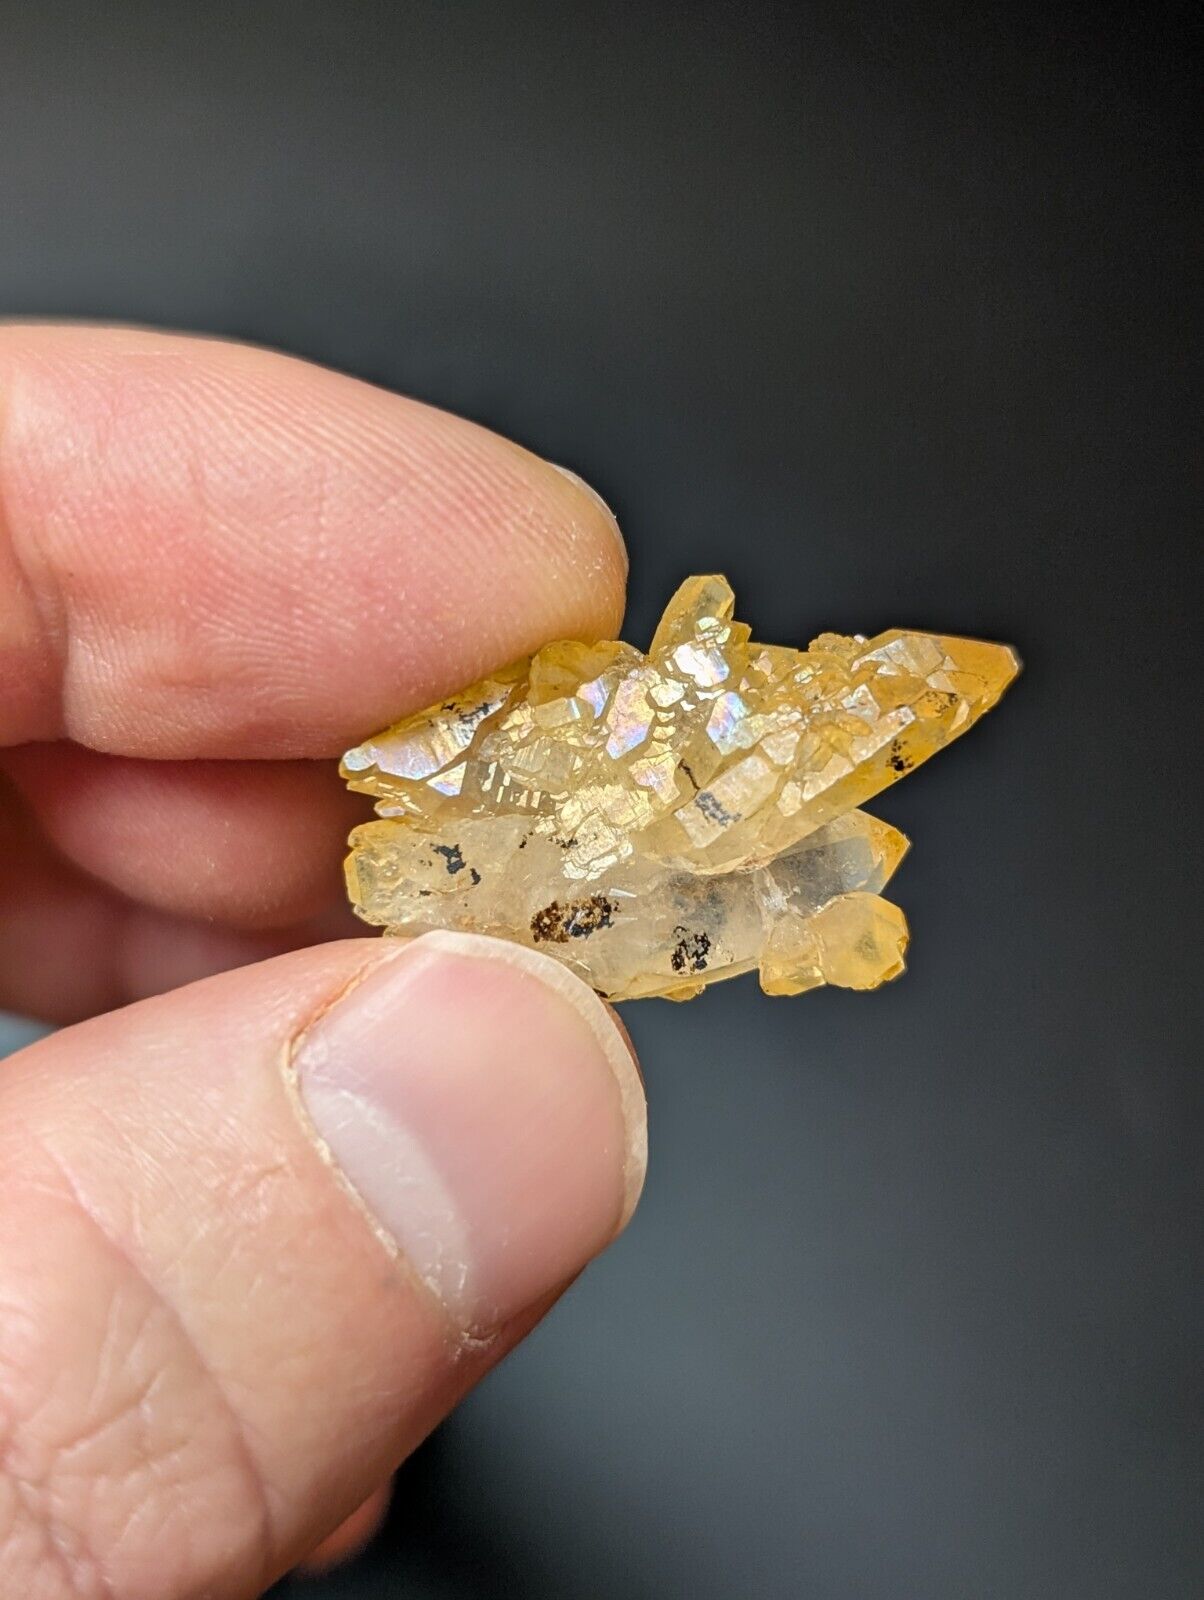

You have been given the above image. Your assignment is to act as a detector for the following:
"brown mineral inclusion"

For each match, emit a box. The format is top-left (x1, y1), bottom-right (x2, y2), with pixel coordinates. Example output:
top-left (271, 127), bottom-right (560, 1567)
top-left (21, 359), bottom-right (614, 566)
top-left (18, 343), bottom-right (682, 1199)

top-left (340, 577), bottom-right (1019, 1000)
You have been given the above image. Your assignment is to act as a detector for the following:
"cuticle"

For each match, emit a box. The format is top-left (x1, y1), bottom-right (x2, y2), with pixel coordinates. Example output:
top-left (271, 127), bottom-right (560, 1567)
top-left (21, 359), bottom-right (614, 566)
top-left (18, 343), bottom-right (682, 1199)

top-left (278, 938), bottom-right (479, 1352)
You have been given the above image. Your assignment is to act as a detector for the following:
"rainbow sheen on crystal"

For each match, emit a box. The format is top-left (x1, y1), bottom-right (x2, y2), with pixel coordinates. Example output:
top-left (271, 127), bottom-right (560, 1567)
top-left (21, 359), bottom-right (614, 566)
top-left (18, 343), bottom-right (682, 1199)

top-left (340, 576), bottom-right (1019, 1000)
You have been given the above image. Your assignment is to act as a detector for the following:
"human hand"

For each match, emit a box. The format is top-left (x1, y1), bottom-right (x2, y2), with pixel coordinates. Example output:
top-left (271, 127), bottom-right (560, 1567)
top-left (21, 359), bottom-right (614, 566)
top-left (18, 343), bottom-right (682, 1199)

top-left (0, 326), bottom-right (646, 1597)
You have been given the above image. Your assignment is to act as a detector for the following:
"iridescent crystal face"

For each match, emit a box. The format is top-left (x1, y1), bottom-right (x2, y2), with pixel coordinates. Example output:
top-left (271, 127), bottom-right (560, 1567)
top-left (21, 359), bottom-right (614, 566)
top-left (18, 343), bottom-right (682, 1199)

top-left (340, 576), bottom-right (1019, 1000)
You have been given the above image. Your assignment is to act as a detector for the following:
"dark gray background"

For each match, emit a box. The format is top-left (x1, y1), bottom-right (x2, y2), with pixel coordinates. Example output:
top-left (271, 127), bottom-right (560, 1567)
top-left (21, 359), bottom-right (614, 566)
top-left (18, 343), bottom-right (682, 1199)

top-left (0, 3), bottom-right (1198, 1596)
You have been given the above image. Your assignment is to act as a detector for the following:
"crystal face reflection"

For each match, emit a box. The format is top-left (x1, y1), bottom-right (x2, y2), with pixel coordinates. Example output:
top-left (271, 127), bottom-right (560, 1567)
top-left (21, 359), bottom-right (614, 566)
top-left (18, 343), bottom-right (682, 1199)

top-left (340, 576), bottom-right (1019, 1001)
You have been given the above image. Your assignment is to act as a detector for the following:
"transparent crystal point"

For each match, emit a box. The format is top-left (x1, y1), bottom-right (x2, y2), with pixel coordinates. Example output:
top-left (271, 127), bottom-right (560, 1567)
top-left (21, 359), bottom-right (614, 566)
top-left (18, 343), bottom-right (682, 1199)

top-left (341, 576), bottom-right (1018, 1000)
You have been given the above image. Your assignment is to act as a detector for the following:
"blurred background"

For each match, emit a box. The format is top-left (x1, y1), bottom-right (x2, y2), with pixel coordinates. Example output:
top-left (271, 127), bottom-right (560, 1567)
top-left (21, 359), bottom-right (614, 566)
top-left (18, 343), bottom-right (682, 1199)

top-left (0, 3), bottom-right (1198, 1596)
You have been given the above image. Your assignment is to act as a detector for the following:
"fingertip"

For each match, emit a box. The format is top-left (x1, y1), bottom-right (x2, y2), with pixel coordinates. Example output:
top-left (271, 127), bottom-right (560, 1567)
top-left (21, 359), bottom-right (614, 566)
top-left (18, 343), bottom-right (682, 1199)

top-left (0, 933), bottom-right (644, 1592)
top-left (0, 324), bottom-right (629, 755)
top-left (291, 930), bottom-right (646, 1333)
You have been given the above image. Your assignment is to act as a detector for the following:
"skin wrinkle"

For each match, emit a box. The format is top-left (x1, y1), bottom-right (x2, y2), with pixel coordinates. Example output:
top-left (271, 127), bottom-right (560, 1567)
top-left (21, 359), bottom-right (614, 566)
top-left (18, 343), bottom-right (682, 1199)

top-left (7, 1320), bottom-right (204, 1600)
top-left (70, 1296), bottom-right (164, 1460)
top-left (33, 1149), bottom-right (278, 1597)
top-left (0, 1266), bottom-right (112, 1600)
top-left (0, 947), bottom-right (499, 1561)
top-left (2, 1372), bottom-right (100, 1600)
top-left (4, 1473), bottom-right (107, 1600)
top-left (45, 1361), bottom-right (185, 1584)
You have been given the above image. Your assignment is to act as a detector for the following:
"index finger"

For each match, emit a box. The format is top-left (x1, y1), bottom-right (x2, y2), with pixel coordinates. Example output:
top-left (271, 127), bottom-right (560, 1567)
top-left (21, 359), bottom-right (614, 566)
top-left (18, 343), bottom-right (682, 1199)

top-left (0, 325), bottom-right (627, 756)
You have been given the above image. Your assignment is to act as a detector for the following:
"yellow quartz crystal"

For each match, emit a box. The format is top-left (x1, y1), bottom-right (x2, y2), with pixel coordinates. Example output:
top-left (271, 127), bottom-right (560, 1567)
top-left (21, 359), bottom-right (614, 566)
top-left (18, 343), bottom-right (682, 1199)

top-left (340, 576), bottom-right (1019, 1000)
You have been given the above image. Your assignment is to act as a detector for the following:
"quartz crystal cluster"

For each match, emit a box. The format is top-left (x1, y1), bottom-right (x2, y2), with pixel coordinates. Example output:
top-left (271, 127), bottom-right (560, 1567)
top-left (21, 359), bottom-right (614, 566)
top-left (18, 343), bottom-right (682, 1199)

top-left (341, 577), bottom-right (1018, 1000)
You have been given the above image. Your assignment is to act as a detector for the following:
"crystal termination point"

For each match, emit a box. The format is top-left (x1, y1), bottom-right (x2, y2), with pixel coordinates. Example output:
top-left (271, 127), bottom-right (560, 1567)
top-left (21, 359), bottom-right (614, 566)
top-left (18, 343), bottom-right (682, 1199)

top-left (340, 577), bottom-right (1019, 1000)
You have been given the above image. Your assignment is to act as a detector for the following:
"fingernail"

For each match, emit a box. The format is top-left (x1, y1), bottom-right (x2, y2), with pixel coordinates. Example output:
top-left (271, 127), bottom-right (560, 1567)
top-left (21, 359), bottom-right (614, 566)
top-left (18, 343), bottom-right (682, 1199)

top-left (291, 931), bottom-right (646, 1332)
top-left (548, 462), bottom-right (619, 524)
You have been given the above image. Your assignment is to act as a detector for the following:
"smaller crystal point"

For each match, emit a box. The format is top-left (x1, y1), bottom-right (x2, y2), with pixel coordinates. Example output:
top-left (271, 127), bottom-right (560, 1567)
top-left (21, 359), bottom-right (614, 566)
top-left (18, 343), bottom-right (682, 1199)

top-left (340, 577), bottom-right (1019, 1001)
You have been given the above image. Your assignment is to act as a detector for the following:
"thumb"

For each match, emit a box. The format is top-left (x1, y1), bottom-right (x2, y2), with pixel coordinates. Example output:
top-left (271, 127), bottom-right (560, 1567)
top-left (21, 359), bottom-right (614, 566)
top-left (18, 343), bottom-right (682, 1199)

top-left (0, 931), bottom-right (646, 1599)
